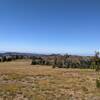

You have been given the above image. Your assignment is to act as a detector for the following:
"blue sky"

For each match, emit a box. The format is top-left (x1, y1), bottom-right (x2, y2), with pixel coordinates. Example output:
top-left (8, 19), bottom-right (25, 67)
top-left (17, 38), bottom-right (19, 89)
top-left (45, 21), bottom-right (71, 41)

top-left (0, 0), bottom-right (100, 55)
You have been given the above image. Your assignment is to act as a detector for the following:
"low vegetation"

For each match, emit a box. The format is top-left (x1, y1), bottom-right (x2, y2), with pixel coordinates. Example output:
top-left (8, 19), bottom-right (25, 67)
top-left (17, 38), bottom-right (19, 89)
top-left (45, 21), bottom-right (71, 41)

top-left (31, 52), bottom-right (100, 71)
top-left (0, 60), bottom-right (100, 100)
top-left (0, 52), bottom-right (100, 99)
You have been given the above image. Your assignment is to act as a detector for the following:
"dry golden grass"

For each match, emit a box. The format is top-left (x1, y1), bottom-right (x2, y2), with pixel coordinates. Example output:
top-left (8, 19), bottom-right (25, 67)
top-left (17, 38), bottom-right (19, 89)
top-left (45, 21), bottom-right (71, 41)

top-left (0, 60), bottom-right (100, 100)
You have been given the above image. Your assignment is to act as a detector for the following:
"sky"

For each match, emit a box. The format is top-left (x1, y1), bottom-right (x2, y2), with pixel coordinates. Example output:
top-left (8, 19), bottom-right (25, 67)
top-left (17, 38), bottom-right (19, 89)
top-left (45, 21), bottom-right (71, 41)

top-left (0, 0), bottom-right (100, 55)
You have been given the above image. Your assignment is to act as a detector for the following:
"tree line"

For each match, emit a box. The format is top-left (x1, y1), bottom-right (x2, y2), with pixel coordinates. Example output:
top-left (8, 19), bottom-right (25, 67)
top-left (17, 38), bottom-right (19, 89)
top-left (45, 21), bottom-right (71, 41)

top-left (0, 55), bottom-right (32, 62)
top-left (31, 52), bottom-right (100, 71)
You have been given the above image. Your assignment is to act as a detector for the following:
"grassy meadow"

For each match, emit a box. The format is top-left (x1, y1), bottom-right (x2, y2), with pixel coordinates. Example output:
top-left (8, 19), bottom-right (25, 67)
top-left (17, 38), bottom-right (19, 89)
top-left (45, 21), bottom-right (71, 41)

top-left (0, 60), bottom-right (100, 100)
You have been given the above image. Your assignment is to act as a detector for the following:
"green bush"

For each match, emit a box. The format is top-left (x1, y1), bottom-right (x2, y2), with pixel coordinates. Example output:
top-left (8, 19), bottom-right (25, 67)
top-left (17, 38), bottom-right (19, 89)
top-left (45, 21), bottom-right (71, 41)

top-left (31, 61), bottom-right (36, 65)
top-left (96, 79), bottom-right (100, 88)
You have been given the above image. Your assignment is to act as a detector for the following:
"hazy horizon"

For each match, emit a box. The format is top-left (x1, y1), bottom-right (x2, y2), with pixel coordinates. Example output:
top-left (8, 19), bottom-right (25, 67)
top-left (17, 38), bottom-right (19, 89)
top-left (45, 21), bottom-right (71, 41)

top-left (0, 0), bottom-right (100, 54)
top-left (0, 50), bottom-right (95, 56)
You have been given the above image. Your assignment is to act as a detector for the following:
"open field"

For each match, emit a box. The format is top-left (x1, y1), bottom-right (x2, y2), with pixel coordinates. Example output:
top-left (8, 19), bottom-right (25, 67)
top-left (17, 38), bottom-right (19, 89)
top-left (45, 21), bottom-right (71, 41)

top-left (0, 60), bottom-right (100, 100)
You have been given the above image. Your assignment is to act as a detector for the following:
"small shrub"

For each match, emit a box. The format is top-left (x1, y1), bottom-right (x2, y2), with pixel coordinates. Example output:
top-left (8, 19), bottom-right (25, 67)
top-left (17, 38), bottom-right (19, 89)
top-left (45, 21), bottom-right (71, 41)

top-left (52, 65), bottom-right (56, 68)
top-left (95, 66), bottom-right (100, 72)
top-left (96, 79), bottom-right (100, 88)
top-left (31, 61), bottom-right (36, 65)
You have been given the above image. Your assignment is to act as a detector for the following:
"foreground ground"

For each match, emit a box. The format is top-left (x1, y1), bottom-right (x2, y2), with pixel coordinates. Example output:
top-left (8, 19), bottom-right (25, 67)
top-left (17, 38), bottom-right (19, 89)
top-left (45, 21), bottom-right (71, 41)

top-left (0, 60), bottom-right (100, 100)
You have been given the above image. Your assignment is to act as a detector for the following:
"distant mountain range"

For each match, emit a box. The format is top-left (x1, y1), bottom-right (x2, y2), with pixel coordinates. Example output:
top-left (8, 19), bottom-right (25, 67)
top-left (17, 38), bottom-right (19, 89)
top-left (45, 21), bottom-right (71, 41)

top-left (0, 52), bottom-right (93, 57)
top-left (0, 52), bottom-right (46, 57)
